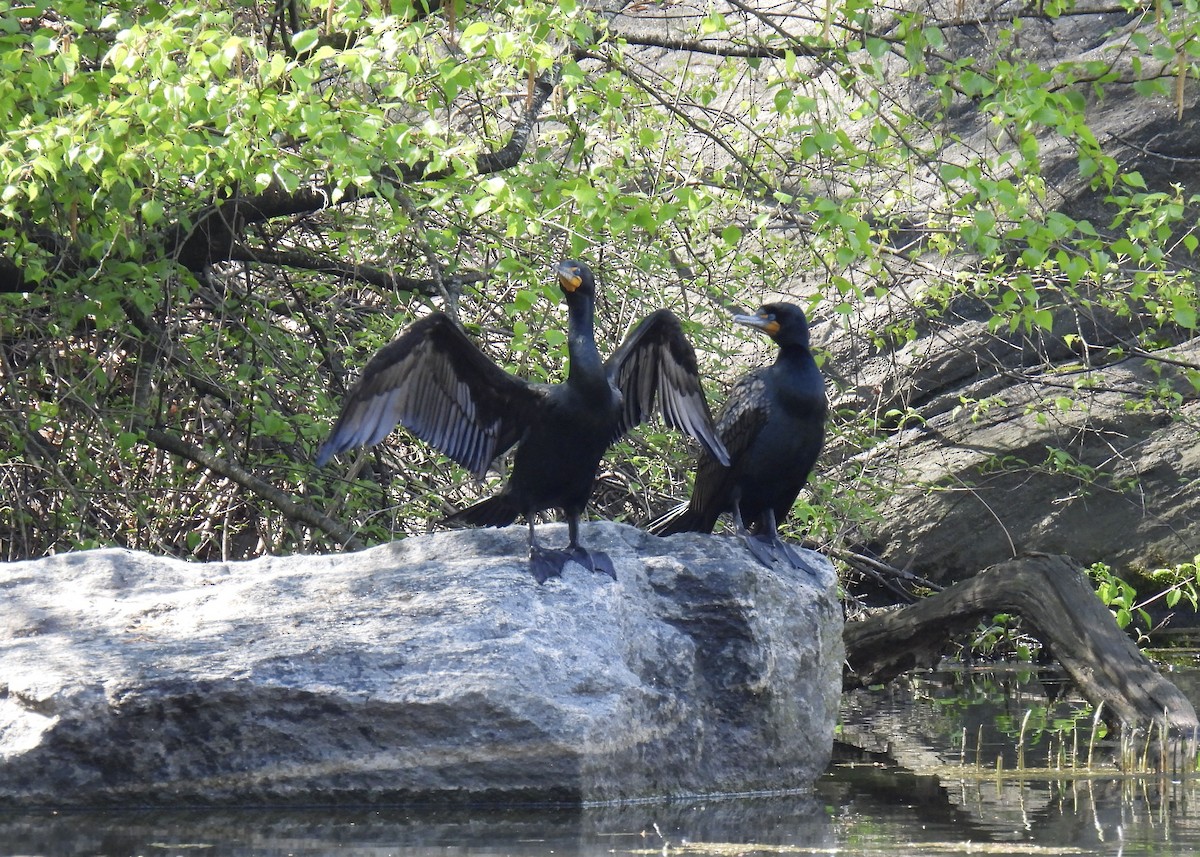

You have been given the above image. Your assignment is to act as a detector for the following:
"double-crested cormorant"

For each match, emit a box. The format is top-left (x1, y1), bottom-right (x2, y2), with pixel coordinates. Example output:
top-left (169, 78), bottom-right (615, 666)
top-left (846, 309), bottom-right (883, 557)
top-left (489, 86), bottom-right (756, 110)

top-left (649, 302), bottom-right (826, 571)
top-left (316, 260), bottom-right (730, 583)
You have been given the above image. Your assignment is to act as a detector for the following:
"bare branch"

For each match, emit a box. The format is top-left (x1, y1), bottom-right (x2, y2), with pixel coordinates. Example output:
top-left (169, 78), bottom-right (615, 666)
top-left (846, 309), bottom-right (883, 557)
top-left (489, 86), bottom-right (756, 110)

top-left (226, 242), bottom-right (486, 297)
top-left (1130, 345), bottom-right (1200, 372)
top-left (615, 32), bottom-right (794, 59)
top-left (144, 427), bottom-right (366, 550)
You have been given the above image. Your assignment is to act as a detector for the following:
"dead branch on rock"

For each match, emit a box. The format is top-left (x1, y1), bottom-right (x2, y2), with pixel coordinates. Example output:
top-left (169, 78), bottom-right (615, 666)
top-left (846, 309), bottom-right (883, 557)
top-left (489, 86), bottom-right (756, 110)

top-left (827, 545), bottom-right (943, 603)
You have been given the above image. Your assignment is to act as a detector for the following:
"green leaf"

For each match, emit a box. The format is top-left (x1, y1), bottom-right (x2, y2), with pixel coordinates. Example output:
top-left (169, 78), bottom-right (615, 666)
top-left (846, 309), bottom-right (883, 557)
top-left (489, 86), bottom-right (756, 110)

top-left (865, 37), bottom-right (889, 58)
top-left (141, 199), bottom-right (165, 226)
top-left (291, 29), bottom-right (319, 54)
top-left (460, 21), bottom-right (491, 51)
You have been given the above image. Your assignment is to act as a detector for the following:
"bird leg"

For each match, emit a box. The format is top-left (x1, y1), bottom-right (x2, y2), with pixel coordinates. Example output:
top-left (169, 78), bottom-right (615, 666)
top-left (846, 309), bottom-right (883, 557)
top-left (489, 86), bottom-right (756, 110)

top-left (564, 514), bottom-right (616, 580)
top-left (527, 519), bottom-right (571, 584)
top-left (759, 508), bottom-right (818, 575)
top-left (732, 501), bottom-right (777, 570)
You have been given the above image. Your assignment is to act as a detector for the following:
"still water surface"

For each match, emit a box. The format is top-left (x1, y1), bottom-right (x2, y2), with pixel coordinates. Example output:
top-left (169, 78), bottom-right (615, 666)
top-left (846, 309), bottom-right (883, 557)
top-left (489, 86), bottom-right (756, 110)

top-left (4, 663), bottom-right (1200, 857)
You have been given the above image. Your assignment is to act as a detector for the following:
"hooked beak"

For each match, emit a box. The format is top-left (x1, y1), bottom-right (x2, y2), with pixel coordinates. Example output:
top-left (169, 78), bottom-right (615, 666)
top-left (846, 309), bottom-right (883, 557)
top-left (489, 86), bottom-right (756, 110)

top-left (556, 261), bottom-right (582, 293)
top-left (733, 312), bottom-right (780, 337)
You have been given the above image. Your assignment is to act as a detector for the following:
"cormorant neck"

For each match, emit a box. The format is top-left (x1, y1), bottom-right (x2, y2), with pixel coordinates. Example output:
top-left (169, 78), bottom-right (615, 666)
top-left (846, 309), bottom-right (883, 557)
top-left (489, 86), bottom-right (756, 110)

top-left (565, 292), bottom-right (605, 383)
top-left (776, 338), bottom-right (813, 364)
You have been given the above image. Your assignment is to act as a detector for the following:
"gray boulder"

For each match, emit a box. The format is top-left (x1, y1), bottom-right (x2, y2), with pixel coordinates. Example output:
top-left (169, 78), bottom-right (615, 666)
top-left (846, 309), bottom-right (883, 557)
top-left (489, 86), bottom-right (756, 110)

top-left (837, 337), bottom-right (1200, 583)
top-left (809, 1), bottom-right (1200, 584)
top-left (0, 522), bottom-right (842, 807)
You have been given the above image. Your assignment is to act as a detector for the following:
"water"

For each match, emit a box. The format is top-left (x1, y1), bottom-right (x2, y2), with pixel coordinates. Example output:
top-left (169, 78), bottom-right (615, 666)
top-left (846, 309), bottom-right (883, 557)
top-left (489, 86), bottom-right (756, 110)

top-left (4, 663), bottom-right (1200, 856)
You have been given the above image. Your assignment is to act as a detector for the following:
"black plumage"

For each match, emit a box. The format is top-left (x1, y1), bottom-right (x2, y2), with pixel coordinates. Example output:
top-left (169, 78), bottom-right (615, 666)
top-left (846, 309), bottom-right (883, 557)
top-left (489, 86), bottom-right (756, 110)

top-left (648, 302), bottom-right (827, 571)
top-left (316, 260), bottom-right (730, 583)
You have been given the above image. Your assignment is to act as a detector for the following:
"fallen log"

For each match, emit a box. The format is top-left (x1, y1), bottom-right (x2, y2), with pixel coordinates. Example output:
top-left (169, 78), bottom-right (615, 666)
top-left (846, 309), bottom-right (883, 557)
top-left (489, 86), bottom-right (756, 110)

top-left (843, 553), bottom-right (1198, 757)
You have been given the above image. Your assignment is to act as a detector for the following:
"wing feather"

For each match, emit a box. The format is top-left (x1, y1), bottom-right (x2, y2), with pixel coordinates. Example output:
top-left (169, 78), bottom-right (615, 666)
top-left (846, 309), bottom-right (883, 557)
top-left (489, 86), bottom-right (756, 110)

top-left (316, 312), bottom-right (542, 476)
top-left (678, 371), bottom-right (770, 524)
top-left (606, 309), bottom-right (730, 466)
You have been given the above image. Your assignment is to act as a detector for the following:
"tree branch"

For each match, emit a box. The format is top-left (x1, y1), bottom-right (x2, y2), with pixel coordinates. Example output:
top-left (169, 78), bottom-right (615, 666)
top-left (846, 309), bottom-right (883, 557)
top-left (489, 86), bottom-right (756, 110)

top-left (843, 553), bottom-right (1199, 744)
top-left (0, 226), bottom-right (87, 293)
top-left (143, 427), bottom-right (365, 550)
top-left (120, 299), bottom-right (236, 409)
top-left (4, 63), bottom-right (561, 291)
top-left (225, 242), bottom-right (486, 297)
top-left (168, 66), bottom-right (561, 274)
top-left (611, 31), bottom-right (794, 60)
top-left (0, 254), bottom-right (26, 294)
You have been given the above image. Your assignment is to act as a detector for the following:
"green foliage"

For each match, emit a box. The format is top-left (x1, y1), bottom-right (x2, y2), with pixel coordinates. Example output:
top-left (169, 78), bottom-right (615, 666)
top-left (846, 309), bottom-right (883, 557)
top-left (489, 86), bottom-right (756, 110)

top-left (1088, 557), bottom-right (1200, 643)
top-left (965, 613), bottom-right (1039, 662)
top-left (1, 0), bottom-right (1198, 572)
top-left (1088, 562), bottom-right (1152, 643)
top-left (1150, 557), bottom-right (1200, 608)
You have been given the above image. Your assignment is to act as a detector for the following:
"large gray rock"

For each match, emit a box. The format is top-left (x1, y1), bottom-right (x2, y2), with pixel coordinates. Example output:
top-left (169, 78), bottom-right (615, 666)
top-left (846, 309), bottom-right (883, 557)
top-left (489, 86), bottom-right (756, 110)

top-left (839, 338), bottom-right (1200, 583)
top-left (806, 2), bottom-right (1200, 584)
top-left (0, 522), bottom-right (842, 807)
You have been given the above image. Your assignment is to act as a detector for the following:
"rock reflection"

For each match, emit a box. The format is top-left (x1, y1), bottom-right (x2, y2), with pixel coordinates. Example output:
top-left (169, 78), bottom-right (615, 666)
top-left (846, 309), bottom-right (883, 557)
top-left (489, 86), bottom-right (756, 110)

top-left (4, 664), bottom-right (1200, 856)
top-left (0, 793), bottom-right (831, 856)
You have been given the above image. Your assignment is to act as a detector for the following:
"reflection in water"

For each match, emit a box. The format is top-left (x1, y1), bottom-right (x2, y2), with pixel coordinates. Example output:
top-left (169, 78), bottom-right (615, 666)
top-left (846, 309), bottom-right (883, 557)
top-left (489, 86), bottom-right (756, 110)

top-left (831, 662), bottom-right (1200, 855)
top-left (3, 665), bottom-right (1200, 856)
top-left (822, 760), bottom-right (1200, 853)
top-left (0, 797), bottom-right (832, 856)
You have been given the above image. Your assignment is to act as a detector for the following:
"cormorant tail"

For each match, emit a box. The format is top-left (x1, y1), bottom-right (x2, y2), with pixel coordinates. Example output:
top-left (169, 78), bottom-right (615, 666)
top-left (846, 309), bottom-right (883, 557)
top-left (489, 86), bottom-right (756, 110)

top-left (442, 495), bottom-right (521, 529)
top-left (647, 502), bottom-right (714, 536)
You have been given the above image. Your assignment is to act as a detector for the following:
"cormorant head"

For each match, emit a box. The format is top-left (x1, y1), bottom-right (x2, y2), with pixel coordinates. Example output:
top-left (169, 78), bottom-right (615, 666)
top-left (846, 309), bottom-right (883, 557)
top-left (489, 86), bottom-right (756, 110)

top-left (733, 303), bottom-right (810, 348)
top-left (555, 260), bottom-right (596, 300)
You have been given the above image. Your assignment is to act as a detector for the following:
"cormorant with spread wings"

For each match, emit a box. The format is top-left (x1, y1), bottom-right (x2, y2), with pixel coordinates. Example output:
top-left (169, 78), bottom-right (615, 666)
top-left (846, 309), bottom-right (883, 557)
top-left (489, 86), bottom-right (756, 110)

top-left (317, 260), bottom-right (730, 582)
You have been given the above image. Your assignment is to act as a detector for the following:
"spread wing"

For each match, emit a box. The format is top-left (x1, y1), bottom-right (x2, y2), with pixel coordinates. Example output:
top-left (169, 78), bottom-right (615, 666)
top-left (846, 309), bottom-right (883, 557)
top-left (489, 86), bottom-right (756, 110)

top-left (605, 309), bottom-right (730, 466)
top-left (689, 371), bottom-right (770, 506)
top-left (646, 370), bottom-right (768, 535)
top-left (315, 312), bottom-right (543, 477)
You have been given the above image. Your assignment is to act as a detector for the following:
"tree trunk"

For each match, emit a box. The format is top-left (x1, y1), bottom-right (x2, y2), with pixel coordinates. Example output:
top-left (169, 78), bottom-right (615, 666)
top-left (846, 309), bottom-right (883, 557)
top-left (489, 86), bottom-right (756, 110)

top-left (843, 553), bottom-right (1198, 767)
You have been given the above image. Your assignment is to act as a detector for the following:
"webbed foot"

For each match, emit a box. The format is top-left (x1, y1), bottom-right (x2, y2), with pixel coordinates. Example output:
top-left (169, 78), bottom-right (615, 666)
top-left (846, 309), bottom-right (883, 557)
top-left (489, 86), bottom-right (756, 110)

top-left (777, 539), bottom-right (819, 576)
top-left (742, 534), bottom-right (779, 569)
top-left (570, 547), bottom-right (616, 580)
top-left (555, 546), bottom-right (616, 579)
top-left (741, 534), bottom-right (817, 575)
top-left (529, 547), bottom-right (572, 584)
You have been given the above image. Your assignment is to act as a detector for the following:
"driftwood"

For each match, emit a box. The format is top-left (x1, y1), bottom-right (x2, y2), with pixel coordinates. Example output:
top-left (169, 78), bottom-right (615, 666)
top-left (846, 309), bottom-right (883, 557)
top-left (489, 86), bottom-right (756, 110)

top-left (843, 553), bottom-right (1199, 743)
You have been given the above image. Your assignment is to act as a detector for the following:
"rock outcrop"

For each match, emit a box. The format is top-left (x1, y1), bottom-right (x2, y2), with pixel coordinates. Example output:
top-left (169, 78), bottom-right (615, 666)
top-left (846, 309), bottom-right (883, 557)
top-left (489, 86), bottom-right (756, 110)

top-left (0, 522), bottom-right (842, 808)
top-left (837, 340), bottom-right (1200, 583)
top-left (809, 2), bottom-right (1200, 584)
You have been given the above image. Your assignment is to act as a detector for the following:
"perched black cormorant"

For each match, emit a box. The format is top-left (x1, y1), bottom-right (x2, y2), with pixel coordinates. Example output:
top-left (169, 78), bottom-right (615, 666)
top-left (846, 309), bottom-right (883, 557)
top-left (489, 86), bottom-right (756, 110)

top-left (316, 260), bottom-right (730, 583)
top-left (648, 302), bottom-right (826, 570)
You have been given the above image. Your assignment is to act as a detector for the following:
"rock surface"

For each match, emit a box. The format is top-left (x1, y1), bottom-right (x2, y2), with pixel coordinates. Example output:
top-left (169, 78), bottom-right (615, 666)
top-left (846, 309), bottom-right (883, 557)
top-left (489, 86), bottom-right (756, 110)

top-left (807, 2), bottom-right (1200, 583)
top-left (839, 340), bottom-right (1200, 582)
top-left (0, 522), bottom-right (842, 808)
